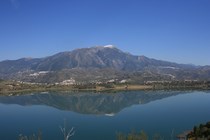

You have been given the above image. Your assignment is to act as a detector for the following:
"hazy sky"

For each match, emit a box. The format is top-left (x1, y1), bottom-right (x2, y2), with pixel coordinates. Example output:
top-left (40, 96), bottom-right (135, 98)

top-left (0, 0), bottom-right (210, 65)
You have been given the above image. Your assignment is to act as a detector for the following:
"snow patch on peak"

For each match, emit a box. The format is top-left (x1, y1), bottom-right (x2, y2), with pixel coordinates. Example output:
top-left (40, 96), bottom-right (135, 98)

top-left (104, 45), bottom-right (115, 48)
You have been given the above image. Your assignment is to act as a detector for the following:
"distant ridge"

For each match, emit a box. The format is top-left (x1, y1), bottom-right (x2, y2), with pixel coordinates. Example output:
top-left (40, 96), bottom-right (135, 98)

top-left (0, 46), bottom-right (210, 83)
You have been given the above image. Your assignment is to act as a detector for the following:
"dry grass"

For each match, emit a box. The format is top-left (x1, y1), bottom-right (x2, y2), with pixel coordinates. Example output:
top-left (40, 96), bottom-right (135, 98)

top-left (114, 85), bottom-right (153, 90)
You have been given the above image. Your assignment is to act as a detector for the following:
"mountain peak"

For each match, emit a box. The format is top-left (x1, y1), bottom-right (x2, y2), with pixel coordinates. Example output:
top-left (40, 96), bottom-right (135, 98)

top-left (1, 46), bottom-right (209, 84)
top-left (90, 45), bottom-right (117, 50)
top-left (103, 45), bottom-right (116, 49)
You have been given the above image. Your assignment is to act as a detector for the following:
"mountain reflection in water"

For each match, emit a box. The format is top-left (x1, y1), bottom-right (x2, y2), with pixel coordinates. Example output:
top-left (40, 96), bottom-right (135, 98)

top-left (0, 90), bottom-right (196, 115)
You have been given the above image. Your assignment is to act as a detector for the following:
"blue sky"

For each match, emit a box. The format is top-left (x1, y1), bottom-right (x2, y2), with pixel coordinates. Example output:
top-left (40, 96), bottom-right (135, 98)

top-left (0, 0), bottom-right (210, 65)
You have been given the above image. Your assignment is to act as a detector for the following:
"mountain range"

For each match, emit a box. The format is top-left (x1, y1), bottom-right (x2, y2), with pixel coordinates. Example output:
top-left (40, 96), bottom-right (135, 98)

top-left (0, 45), bottom-right (210, 84)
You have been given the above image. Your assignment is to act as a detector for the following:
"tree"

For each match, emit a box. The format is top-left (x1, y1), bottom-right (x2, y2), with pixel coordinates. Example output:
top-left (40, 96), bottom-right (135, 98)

top-left (18, 130), bottom-right (42, 140)
top-left (116, 132), bottom-right (127, 140)
top-left (116, 130), bottom-right (148, 140)
top-left (60, 120), bottom-right (75, 140)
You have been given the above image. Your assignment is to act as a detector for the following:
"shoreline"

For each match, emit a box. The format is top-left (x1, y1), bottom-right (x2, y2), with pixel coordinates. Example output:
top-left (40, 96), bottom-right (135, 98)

top-left (1, 82), bottom-right (210, 96)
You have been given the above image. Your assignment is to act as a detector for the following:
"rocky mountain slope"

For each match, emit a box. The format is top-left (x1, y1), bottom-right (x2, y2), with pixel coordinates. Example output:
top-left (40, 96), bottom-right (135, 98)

top-left (0, 46), bottom-right (209, 84)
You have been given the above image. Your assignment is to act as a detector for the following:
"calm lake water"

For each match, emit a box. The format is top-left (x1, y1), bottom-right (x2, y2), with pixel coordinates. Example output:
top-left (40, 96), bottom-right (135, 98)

top-left (0, 90), bottom-right (210, 140)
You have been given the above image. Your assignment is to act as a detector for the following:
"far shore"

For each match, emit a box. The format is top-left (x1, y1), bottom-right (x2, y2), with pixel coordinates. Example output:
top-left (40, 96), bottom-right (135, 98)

top-left (1, 80), bottom-right (210, 96)
top-left (0, 84), bottom-right (154, 96)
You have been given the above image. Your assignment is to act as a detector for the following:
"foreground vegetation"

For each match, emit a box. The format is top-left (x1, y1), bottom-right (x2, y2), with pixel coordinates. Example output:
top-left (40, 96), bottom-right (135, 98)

top-left (18, 121), bottom-right (75, 140)
top-left (17, 121), bottom-right (210, 140)
top-left (116, 121), bottom-right (210, 140)
top-left (187, 122), bottom-right (210, 140)
top-left (116, 130), bottom-right (166, 140)
top-left (0, 79), bottom-right (210, 95)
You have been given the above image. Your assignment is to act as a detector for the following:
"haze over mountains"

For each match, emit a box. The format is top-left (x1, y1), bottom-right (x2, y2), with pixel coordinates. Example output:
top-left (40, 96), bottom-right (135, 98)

top-left (0, 46), bottom-right (210, 84)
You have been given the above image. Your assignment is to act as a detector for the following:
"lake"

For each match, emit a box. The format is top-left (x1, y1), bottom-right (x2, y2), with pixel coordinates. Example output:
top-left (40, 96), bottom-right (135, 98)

top-left (0, 90), bottom-right (210, 140)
